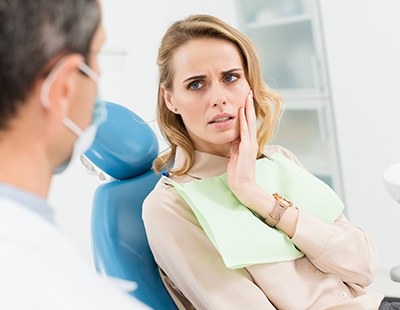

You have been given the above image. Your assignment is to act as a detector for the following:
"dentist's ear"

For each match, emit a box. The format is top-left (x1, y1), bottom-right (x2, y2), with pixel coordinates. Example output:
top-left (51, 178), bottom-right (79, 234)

top-left (161, 85), bottom-right (179, 114)
top-left (40, 54), bottom-right (84, 118)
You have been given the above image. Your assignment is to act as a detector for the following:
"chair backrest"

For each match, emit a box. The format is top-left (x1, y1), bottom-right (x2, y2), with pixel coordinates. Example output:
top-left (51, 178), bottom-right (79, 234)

top-left (84, 102), bottom-right (177, 309)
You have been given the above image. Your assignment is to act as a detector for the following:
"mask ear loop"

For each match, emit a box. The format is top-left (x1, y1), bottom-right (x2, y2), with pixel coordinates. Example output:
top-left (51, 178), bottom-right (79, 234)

top-left (63, 118), bottom-right (84, 137)
top-left (79, 62), bottom-right (99, 83)
top-left (40, 56), bottom-right (84, 137)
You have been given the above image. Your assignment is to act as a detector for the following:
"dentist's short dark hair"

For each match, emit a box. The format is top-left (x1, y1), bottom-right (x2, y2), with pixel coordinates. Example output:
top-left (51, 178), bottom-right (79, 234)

top-left (0, 0), bottom-right (100, 130)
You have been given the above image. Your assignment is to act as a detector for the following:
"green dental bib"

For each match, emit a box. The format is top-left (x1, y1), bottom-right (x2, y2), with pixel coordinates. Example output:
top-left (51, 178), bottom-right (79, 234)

top-left (165, 153), bottom-right (344, 269)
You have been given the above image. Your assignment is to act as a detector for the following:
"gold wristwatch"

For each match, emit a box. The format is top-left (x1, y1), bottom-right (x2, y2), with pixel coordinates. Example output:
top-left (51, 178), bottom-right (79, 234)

top-left (264, 193), bottom-right (293, 227)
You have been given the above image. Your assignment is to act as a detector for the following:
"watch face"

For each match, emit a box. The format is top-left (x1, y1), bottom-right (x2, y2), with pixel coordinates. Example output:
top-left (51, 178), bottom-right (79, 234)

top-left (273, 193), bottom-right (293, 209)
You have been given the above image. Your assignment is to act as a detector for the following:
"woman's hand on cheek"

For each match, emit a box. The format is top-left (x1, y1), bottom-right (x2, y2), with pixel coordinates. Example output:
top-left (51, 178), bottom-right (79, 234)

top-left (226, 90), bottom-right (260, 207)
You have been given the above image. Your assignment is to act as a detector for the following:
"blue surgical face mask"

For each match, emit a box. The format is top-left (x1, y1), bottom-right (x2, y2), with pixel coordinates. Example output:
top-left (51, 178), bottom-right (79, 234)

top-left (40, 59), bottom-right (107, 174)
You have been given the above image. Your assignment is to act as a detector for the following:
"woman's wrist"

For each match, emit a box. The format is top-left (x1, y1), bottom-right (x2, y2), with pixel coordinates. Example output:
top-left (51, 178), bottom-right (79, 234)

top-left (233, 184), bottom-right (275, 217)
top-left (275, 207), bottom-right (299, 238)
top-left (264, 193), bottom-right (293, 227)
top-left (235, 185), bottom-right (299, 238)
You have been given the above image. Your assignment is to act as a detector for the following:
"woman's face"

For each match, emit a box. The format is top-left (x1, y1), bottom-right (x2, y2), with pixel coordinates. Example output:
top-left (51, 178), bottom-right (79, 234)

top-left (162, 37), bottom-right (251, 157)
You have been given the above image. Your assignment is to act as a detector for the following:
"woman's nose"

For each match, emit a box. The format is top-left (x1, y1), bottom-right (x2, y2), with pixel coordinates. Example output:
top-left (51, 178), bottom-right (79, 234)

top-left (211, 92), bottom-right (228, 108)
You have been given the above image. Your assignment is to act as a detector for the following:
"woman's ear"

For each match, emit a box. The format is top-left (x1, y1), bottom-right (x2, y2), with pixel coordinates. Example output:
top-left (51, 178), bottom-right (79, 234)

top-left (161, 85), bottom-right (179, 114)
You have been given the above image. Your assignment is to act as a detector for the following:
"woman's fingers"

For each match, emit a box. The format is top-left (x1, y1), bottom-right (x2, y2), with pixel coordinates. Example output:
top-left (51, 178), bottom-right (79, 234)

top-left (242, 90), bottom-right (258, 153)
top-left (230, 140), bottom-right (239, 161)
top-left (239, 105), bottom-right (249, 144)
top-left (233, 89), bottom-right (258, 159)
top-left (246, 90), bottom-right (257, 143)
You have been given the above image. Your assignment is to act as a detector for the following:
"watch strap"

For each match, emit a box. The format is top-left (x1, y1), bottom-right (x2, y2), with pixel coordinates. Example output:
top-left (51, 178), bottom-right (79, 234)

top-left (265, 193), bottom-right (293, 227)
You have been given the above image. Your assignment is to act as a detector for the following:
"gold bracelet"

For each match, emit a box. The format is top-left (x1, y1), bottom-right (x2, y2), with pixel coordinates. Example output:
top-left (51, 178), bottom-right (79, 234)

top-left (264, 193), bottom-right (293, 227)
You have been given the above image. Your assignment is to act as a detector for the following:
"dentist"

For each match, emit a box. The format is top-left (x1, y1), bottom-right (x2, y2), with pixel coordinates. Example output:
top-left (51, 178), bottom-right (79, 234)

top-left (0, 0), bottom-right (147, 309)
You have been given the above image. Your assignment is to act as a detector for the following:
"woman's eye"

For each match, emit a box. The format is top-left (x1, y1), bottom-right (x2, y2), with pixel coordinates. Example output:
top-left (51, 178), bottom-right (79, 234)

top-left (189, 81), bottom-right (203, 90)
top-left (224, 74), bottom-right (238, 83)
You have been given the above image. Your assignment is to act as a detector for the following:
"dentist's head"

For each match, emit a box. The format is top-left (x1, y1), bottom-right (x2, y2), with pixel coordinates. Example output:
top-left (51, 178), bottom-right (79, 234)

top-left (0, 0), bottom-right (105, 197)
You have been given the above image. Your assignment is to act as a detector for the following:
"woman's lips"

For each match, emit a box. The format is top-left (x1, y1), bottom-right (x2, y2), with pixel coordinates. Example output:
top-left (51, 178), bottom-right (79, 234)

top-left (209, 112), bottom-right (235, 123)
top-left (208, 114), bottom-right (235, 129)
top-left (209, 116), bottom-right (232, 123)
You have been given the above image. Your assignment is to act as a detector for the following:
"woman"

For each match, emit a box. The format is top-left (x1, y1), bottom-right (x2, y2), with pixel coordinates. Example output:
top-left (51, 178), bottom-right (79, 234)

top-left (143, 14), bottom-right (385, 309)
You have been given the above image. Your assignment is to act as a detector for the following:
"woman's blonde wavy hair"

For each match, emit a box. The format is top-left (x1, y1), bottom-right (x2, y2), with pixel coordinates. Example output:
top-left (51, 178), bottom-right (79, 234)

top-left (153, 14), bottom-right (282, 176)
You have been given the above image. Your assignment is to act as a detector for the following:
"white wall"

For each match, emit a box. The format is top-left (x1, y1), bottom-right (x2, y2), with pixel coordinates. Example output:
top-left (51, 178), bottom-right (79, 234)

top-left (49, 0), bottom-right (238, 265)
top-left (319, 0), bottom-right (400, 274)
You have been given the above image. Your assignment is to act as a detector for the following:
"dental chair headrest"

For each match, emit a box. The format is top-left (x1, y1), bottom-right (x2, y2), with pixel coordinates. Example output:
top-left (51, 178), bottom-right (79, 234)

top-left (84, 102), bottom-right (159, 180)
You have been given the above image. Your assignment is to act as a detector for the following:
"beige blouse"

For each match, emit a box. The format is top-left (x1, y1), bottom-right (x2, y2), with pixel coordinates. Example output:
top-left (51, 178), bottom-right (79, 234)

top-left (142, 146), bottom-right (384, 309)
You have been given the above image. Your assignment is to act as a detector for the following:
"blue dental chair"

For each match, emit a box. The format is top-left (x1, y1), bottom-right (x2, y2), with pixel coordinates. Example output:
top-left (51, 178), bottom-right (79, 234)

top-left (83, 102), bottom-right (177, 309)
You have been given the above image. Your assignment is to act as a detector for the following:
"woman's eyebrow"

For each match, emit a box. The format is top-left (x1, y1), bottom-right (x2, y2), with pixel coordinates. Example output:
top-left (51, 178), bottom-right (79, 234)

top-left (221, 68), bottom-right (243, 76)
top-left (183, 74), bottom-right (207, 84)
top-left (182, 68), bottom-right (243, 84)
